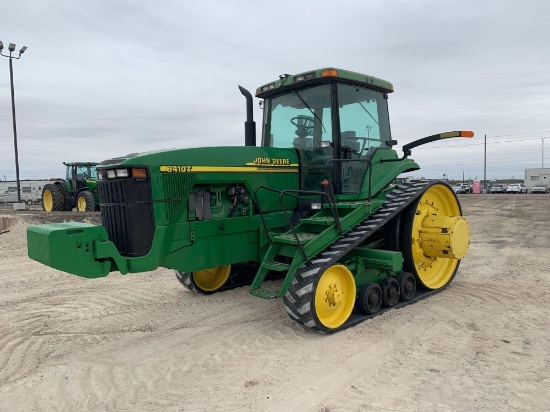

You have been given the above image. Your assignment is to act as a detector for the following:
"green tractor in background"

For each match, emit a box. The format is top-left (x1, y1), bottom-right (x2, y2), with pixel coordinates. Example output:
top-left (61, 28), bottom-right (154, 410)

top-left (28, 68), bottom-right (473, 333)
top-left (41, 162), bottom-right (100, 212)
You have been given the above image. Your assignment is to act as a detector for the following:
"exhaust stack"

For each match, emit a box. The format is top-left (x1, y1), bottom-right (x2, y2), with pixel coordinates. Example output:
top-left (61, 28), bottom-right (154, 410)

top-left (238, 86), bottom-right (256, 147)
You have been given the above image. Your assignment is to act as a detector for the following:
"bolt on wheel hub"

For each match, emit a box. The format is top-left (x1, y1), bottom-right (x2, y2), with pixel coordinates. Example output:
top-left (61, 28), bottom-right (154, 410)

top-left (324, 283), bottom-right (343, 306)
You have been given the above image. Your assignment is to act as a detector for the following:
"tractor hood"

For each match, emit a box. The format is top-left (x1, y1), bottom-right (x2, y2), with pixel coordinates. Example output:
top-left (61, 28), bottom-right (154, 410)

top-left (27, 146), bottom-right (302, 279)
top-left (97, 146), bottom-right (300, 173)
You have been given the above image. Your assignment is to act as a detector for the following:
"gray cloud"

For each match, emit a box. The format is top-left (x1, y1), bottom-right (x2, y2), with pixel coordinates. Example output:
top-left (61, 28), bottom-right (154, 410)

top-left (1, 0), bottom-right (549, 181)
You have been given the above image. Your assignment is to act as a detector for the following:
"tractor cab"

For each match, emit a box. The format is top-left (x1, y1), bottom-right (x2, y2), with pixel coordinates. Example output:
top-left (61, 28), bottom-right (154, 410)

top-left (64, 162), bottom-right (98, 191)
top-left (256, 68), bottom-right (395, 195)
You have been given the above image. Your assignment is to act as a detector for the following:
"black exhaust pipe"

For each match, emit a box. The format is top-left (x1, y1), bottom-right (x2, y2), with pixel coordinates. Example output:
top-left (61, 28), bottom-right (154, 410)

top-left (238, 86), bottom-right (256, 147)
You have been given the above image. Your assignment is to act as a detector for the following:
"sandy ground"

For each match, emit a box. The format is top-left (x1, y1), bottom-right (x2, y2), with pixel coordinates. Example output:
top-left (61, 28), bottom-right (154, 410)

top-left (0, 195), bottom-right (548, 412)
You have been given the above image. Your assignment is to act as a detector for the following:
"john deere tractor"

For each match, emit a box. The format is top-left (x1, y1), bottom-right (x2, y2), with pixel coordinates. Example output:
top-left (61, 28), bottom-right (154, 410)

top-left (42, 162), bottom-right (100, 212)
top-left (28, 68), bottom-right (472, 333)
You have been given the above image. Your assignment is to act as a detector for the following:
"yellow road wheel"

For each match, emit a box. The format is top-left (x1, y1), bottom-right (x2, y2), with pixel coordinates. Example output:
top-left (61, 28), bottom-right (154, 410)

top-left (314, 264), bottom-right (356, 330)
top-left (403, 183), bottom-right (470, 290)
top-left (192, 265), bottom-right (231, 292)
top-left (43, 189), bottom-right (53, 211)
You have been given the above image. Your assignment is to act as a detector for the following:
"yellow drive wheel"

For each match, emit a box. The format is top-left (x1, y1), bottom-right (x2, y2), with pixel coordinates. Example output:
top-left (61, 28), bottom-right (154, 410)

top-left (314, 264), bottom-right (356, 330)
top-left (192, 265), bottom-right (231, 292)
top-left (41, 184), bottom-right (64, 212)
top-left (43, 189), bottom-right (53, 211)
top-left (403, 184), bottom-right (470, 290)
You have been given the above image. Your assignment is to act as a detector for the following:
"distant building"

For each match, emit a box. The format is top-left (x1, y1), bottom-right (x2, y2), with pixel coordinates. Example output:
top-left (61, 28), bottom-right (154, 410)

top-left (524, 168), bottom-right (550, 190)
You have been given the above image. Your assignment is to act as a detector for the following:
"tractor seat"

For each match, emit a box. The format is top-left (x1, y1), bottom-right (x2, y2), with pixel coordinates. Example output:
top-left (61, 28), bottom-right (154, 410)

top-left (293, 137), bottom-right (313, 150)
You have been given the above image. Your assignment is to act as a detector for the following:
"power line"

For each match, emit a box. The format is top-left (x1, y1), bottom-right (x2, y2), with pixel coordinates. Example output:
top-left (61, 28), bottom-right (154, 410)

top-left (486, 130), bottom-right (550, 139)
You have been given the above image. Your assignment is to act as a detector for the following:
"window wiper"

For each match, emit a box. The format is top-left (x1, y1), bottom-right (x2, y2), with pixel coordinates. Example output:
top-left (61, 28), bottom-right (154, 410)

top-left (358, 102), bottom-right (379, 125)
top-left (291, 89), bottom-right (326, 133)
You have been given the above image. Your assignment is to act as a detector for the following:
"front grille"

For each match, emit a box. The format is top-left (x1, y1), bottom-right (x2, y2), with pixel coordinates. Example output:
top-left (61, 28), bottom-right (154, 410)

top-left (98, 178), bottom-right (154, 257)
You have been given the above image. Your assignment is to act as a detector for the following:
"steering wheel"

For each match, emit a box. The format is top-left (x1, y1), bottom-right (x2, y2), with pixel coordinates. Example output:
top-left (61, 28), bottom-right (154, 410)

top-left (291, 115), bottom-right (317, 139)
top-left (291, 115), bottom-right (317, 129)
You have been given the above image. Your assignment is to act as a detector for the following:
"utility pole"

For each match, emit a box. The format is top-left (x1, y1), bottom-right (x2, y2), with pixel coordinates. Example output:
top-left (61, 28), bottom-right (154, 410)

top-left (543, 137), bottom-right (546, 168)
top-left (483, 134), bottom-right (487, 192)
top-left (0, 41), bottom-right (28, 204)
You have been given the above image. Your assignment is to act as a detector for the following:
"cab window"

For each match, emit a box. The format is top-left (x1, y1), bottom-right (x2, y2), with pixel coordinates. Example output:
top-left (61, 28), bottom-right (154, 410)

top-left (337, 84), bottom-right (391, 157)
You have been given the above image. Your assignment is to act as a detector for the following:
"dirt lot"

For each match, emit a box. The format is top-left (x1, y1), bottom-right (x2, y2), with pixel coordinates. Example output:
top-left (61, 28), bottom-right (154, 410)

top-left (0, 195), bottom-right (548, 411)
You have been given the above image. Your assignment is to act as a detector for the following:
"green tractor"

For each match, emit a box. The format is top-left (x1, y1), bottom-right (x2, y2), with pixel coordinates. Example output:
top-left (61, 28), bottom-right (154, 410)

top-left (28, 68), bottom-right (472, 333)
top-left (42, 162), bottom-right (100, 212)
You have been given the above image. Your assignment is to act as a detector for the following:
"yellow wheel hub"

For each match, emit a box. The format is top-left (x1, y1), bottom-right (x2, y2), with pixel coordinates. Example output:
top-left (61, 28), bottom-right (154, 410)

top-left (193, 265), bottom-right (231, 292)
top-left (314, 265), bottom-right (356, 329)
top-left (43, 190), bottom-right (53, 211)
top-left (77, 196), bottom-right (87, 211)
top-left (410, 184), bottom-right (470, 289)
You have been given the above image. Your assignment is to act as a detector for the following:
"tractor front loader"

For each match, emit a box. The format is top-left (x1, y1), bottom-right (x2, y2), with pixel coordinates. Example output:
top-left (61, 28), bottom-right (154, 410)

top-left (28, 68), bottom-right (472, 333)
top-left (42, 162), bottom-right (100, 212)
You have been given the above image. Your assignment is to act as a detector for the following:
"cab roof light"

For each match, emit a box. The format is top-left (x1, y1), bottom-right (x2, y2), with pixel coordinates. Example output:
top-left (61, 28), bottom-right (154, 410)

top-left (261, 83), bottom-right (276, 92)
top-left (321, 69), bottom-right (338, 78)
top-left (294, 72), bottom-right (316, 83)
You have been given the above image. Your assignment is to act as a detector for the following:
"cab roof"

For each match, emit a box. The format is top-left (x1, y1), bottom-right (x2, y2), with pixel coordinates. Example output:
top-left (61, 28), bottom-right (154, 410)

top-left (63, 162), bottom-right (98, 166)
top-left (255, 67), bottom-right (394, 99)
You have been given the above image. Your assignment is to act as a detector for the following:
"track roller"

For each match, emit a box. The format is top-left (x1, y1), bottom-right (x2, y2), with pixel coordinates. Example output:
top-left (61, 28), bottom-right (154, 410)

top-left (397, 272), bottom-right (416, 301)
top-left (357, 283), bottom-right (382, 315)
top-left (380, 277), bottom-right (400, 307)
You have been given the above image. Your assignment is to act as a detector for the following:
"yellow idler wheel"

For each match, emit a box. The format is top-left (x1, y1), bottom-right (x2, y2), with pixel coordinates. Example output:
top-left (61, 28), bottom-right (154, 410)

top-left (192, 265), bottom-right (231, 293)
top-left (313, 264), bottom-right (356, 330)
top-left (43, 189), bottom-right (53, 211)
top-left (403, 184), bottom-right (470, 290)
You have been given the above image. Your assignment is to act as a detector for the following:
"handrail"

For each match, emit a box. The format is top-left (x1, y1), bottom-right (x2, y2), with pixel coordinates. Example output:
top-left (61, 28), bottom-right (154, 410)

top-left (253, 186), bottom-right (342, 261)
top-left (253, 186), bottom-right (302, 244)
top-left (277, 189), bottom-right (343, 260)
top-left (253, 157), bottom-right (372, 262)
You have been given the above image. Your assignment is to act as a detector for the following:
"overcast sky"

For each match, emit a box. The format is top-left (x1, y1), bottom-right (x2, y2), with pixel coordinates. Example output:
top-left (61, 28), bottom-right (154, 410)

top-left (1, 0), bottom-right (549, 182)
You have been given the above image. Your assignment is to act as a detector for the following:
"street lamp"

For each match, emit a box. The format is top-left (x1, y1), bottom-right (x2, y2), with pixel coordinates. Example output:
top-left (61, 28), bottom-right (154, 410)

top-left (0, 41), bottom-right (27, 204)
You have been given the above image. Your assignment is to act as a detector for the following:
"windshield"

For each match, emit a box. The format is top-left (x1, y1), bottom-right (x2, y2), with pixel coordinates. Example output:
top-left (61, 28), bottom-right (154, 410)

top-left (263, 84), bottom-right (333, 149)
top-left (67, 165), bottom-right (98, 180)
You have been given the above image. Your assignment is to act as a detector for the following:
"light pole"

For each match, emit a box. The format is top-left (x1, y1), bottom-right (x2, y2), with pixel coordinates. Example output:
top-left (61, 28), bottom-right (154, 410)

top-left (0, 41), bottom-right (27, 203)
top-left (543, 137), bottom-right (546, 169)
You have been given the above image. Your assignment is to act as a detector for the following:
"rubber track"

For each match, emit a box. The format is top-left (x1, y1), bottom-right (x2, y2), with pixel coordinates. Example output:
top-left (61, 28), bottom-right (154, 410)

top-left (283, 180), bottom-right (447, 333)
